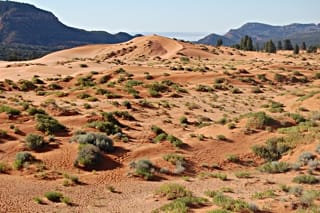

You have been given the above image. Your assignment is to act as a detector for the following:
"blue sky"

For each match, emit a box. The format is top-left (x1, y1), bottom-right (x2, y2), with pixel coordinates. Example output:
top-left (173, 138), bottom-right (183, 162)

top-left (14, 0), bottom-right (320, 35)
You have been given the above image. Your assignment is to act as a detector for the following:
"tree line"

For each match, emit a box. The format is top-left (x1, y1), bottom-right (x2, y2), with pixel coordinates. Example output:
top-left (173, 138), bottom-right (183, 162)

top-left (216, 35), bottom-right (318, 54)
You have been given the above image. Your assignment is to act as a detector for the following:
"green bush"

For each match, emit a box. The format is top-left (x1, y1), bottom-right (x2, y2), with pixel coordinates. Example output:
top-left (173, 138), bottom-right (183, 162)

top-left (166, 134), bottom-right (184, 147)
top-left (72, 132), bottom-right (114, 152)
top-left (14, 152), bottom-right (35, 169)
top-left (25, 134), bottom-right (46, 151)
top-left (293, 175), bottom-right (319, 184)
top-left (74, 144), bottom-right (101, 169)
top-left (245, 111), bottom-right (275, 129)
top-left (163, 154), bottom-right (185, 165)
top-left (252, 189), bottom-right (276, 199)
top-left (87, 121), bottom-right (122, 135)
top-left (234, 171), bottom-right (251, 178)
top-left (129, 159), bottom-right (154, 180)
top-left (27, 107), bottom-right (46, 116)
top-left (18, 79), bottom-right (37, 91)
top-left (44, 191), bottom-right (63, 202)
top-left (212, 193), bottom-right (250, 212)
top-left (35, 114), bottom-right (66, 134)
top-left (252, 137), bottom-right (289, 161)
top-left (259, 161), bottom-right (291, 173)
top-left (179, 116), bottom-right (188, 125)
top-left (156, 196), bottom-right (207, 213)
top-left (155, 183), bottom-right (192, 200)
top-left (151, 125), bottom-right (165, 135)
top-left (0, 105), bottom-right (21, 116)
top-left (0, 162), bottom-right (9, 173)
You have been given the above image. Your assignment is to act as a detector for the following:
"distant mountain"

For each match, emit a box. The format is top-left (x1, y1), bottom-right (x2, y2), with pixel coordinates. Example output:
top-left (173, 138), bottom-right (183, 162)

top-left (0, 1), bottom-right (137, 60)
top-left (197, 33), bottom-right (234, 46)
top-left (198, 22), bottom-right (320, 47)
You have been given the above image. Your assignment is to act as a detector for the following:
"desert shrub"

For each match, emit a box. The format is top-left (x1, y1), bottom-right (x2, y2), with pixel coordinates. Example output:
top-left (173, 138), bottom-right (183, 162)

top-left (155, 183), bottom-right (192, 200)
top-left (212, 173), bottom-right (228, 181)
top-left (298, 152), bottom-right (316, 165)
top-left (122, 101), bottom-right (131, 109)
top-left (226, 154), bottom-right (240, 163)
top-left (259, 161), bottom-right (291, 173)
top-left (113, 111), bottom-right (135, 121)
top-left (163, 154), bottom-right (185, 165)
top-left (252, 137), bottom-right (290, 161)
top-left (35, 114), bottom-right (66, 134)
top-left (252, 189), bottom-right (276, 199)
top-left (231, 87), bottom-right (242, 94)
top-left (286, 113), bottom-right (306, 124)
top-left (207, 210), bottom-right (231, 213)
top-left (0, 105), bottom-right (21, 116)
top-left (151, 125), bottom-right (165, 135)
top-left (14, 152), bottom-right (35, 169)
top-left (101, 112), bottom-right (123, 126)
top-left (179, 116), bottom-right (188, 124)
top-left (27, 107), bottom-right (46, 116)
top-left (195, 84), bottom-right (213, 92)
top-left (166, 134), bottom-right (184, 147)
top-left (234, 171), bottom-right (251, 178)
top-left (25, 134), bottom-right (46, 151)
top-left (300, 190), bottom-right (320, 207)
top-left (0, 130), bottom-right (8, 138)
top-left (99, 74), bottom-right (112, 84)
top-left (212, 193), bottom-right (250, 212)
top-left (0, 162), bottom-right (9, 173)
top-left (153, 133), bottom-right (168, 143)
top-left (274, 73), bottom-right (286, 82)
top-left (129, 159), bottom-right (154, 180)
top-left (87, 121), bottom-right (121, 135)
top-left (76, 75), bottom-right (95, 87)
top-left (48, 83), bottom-right (62, 90)
top-left (227, 123), bottom-right (236, 129)
top-left (204, 190), bottom-right (219, 198)
top-left (44, 191), bottom-right (63, 202)
top-left (77, 93), bottom-right (91, 99)
top-left (245, 111), bottom-right (275, 129)
top-left (18, 79), bottom-right (37, 91)
top-left (216, 135), bottom-right (227, 141)
top-left (293, 175), bottom-right (319, 184)
top-left (74, 144), bottom-right (101, 169)
top-left (155, 196), bottom-right (207, 213)
top-left (72, 132), bottom-right (114, 152)
top-left (308, 159), bottom-right (320, 171)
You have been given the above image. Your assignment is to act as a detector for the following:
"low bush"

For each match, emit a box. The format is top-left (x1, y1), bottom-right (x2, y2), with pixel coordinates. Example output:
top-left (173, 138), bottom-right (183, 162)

top-left (74, 144), bottom-right (101, 169)
top-left (13, 152), bottom-right (35, 169)
top-left (293, 175), bottom-right (319, 184)
top-left (25, 134), bottom-right (46, 151)
top-left (259, 161), bottom-right (291, 173)
top-left (163, 154), bottom-right (185, 165)
top-left (252, 137), bottom-right (290, 161)
top-left (129, 159), bottom-right (154, 180)
top-left (252, 189), bottom-right (276, 199)
top-left (155, 183), bottom-right (192, 200)
top-left (44, 191), bottom-right (63, 202)
top-left (155, 196), bottom-right (207, 213)
top-left (212, 193), bottom-right (250, 212)
top-left (72, 132), bottom-right (114, 152)
top-left (35, 114), bottom-right (66, 134)
top-left (0, 105), bottom-right (21, 116)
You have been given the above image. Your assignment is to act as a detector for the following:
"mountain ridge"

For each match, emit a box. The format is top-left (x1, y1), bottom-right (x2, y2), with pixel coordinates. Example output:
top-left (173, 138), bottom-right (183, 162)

top-left (198, 22), bottom-right (320, 46)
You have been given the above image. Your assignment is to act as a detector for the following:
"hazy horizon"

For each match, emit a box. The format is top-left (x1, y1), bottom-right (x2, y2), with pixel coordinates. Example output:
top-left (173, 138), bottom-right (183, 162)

top-left (12, 0), bottom-right (320, 38)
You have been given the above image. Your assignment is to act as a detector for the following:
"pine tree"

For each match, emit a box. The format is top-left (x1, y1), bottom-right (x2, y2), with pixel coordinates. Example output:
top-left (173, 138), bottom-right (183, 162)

top-left (301, 42), bottom-right (306, 50)
top-left (283, 39), bottom-right (293, 50)
top-left (277, 41), bottom-right (282, 50)
top-left (216, 39), bottom-right (223, 47)
top-left (293, 44), bottom-right (299, 54)
top-left (265, 40), bottom-right (276, 53)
